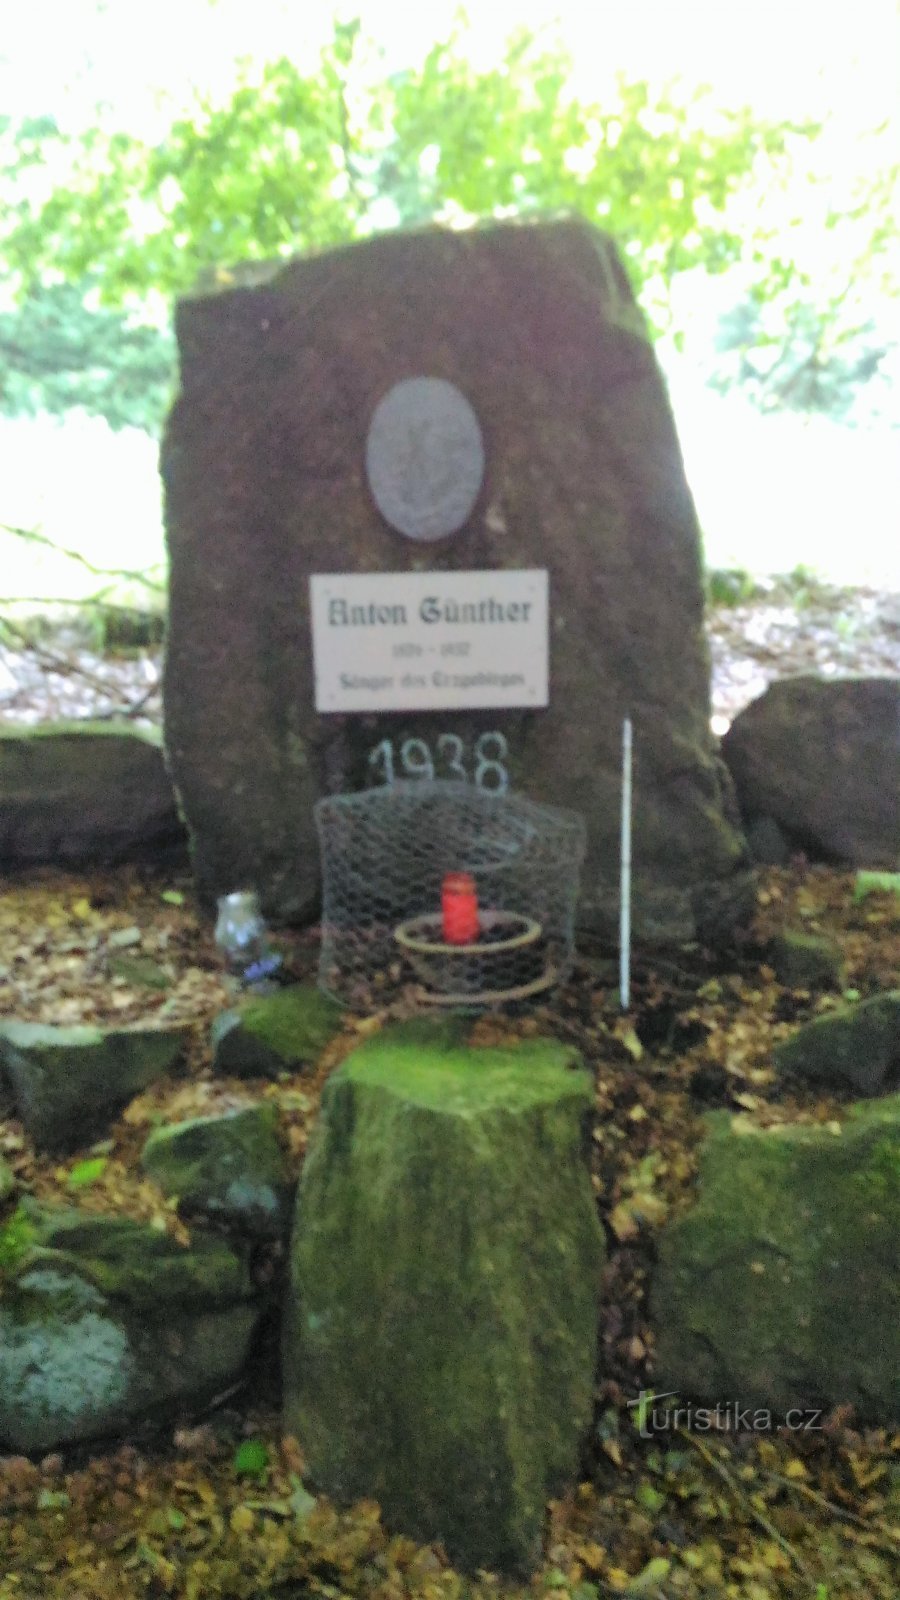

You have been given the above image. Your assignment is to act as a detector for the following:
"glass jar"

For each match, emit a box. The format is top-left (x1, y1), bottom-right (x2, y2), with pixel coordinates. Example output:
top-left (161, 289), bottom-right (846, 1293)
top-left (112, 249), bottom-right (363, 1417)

top-left (214, 890), bottom-right (279, 986)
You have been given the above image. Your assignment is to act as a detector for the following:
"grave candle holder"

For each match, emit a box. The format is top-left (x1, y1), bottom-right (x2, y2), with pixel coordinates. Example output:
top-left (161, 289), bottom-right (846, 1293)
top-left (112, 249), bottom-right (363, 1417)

top-left (394, 908), bottom-right (547, 1005)
top-left (315, 780), bottom-right (586, 1011)
top-left (441, 872), bottom-right (480, 944)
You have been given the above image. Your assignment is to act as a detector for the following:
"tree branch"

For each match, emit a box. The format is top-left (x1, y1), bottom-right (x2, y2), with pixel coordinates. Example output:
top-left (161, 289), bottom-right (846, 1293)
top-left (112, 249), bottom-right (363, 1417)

top-left (1, 522), bottom-right (166, 592)
top-left (0, 613), bottom-right (160, 717)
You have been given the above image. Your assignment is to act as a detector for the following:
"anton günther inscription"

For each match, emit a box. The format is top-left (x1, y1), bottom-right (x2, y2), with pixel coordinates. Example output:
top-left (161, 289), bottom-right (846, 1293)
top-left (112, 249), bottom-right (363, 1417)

top-left (327, 594), bottom-right (535, 627)
top-left (309, 570), bottom-right (548, 714)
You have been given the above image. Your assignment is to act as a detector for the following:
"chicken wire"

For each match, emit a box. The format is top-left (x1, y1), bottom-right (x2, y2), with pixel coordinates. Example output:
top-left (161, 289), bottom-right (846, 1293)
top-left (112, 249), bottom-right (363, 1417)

top-left (315, 780), bottom-right (586, 1008)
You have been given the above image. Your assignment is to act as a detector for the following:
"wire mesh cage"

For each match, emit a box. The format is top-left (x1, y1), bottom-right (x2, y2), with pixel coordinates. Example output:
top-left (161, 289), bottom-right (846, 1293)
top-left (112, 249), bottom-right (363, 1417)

top-left (315, 780), bottom-right (586, 1008)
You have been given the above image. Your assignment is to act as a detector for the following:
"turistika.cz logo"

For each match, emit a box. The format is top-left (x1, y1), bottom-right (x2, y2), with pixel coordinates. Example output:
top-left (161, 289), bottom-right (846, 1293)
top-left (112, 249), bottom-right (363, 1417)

top-left (627, 1391), bottom-right (825, 1439)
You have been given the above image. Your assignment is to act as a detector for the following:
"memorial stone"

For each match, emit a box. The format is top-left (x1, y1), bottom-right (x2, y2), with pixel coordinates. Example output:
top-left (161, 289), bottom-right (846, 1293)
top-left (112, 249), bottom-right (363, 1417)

top-left (162, 217), bottom-right (751, 944)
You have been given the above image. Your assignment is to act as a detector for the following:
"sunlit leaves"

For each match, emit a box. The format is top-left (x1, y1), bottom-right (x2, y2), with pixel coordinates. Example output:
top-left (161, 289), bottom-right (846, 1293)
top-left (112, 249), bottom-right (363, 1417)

top-left (0, 16), bottom-right (796, 325)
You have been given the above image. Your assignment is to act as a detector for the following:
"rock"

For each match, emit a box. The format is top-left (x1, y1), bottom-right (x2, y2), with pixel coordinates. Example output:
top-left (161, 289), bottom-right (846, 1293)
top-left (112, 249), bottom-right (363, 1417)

top-left (770, 930), bottom-right (845, 990)
top-left (651, 1096), bottom-right (900, 1424)
top-left (0, 1199), bottom-right (260, 1452)
top-left (282, 1021), bottom-right (604, 1574)
top-left (745, 814), bottom-right (792, 867)
top-left (773, 990), bottom-right (900, 1095)
top-left (722, 677), bottom-right (900, 868)
top-left (0, 1023), bottom-right (189, 1153)
top-left (141, 1102), bottom-right (292, 1237)
top-left (0, 1156), bottom-right (15, 1203)
top-left (211, 986), bottom-right (343, 1078)
top-left (162, 218), bottom-right (751, 947)
top-left (0, 723), bottom-right (187, 870)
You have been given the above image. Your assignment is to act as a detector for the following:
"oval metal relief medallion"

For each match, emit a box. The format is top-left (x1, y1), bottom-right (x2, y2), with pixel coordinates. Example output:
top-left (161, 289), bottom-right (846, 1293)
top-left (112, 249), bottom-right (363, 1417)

top-left (365, 377), bottom-right (485, 541)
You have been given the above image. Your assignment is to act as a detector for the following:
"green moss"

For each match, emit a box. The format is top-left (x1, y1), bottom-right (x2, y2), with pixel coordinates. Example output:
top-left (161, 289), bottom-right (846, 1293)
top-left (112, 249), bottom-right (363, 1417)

top-left (773, 990), bottom-right (900, 1094)
top-left (852, 1136), bottom-right (900, 1205)
top-left (140, 1104), bottom-right (290, 1236)
top-left (346, 1028), bottom-right (586, 1114)
top-left (238, 985), bottom-right (343, 1061)
top-left (284, 1029), bottom-right (602, 1572)
top-left (0, 1203), bottom-right (38, 1280)
top-left (652, 1096), bottom-right (900, 1421)
top-left (3, 1202), bottom-right (253, 1311)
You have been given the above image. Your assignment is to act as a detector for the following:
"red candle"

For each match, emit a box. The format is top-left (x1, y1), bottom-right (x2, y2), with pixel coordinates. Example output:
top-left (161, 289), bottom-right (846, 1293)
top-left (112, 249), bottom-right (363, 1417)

top-left (442, 872), bottom-right (479, 944)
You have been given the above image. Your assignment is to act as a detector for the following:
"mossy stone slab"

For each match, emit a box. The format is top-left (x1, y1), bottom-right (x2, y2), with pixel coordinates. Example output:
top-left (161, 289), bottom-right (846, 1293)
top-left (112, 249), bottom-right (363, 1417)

top-left (211, 986), bottom-right (343, 1079)
top-left (773, 989), bottom-right (900, 1095)
top-left (651, 1096), bottom-right (900, 1423)
top-left (282, 1023), bottom-right (604, 1573)
top-left (0, 1022), bottom-right (189, 1153)
top-left (0, 1199), bottom-right (260, 1452)
top-left (141, 1102), bottom-right (292, 1237)
top-left (0, 721), bottom-right (186, 869)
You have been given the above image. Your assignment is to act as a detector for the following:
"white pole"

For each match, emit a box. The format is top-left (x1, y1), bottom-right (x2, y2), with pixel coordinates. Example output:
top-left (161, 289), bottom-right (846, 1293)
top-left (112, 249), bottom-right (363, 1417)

top-left (620, 716), bottom-right (632, 1011)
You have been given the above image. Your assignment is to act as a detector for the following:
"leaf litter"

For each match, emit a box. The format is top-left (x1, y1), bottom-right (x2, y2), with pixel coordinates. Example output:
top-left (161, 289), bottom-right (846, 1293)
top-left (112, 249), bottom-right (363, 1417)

top-left (0, 861), bottom-right (898, 1598)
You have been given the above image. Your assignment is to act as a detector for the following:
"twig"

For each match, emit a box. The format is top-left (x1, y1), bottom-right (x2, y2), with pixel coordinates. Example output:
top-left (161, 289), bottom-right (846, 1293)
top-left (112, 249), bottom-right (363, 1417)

top-left (1, 522), bottom-right (166, 592)
top-left (1, 595), bottom-right (164, 618)
top-left (676, 1427), bottom-right (814, 1582)
top-left (762, 1469), bottom-right (900, 1550)
top-left (0, 614), bottom-right (159, 715)
top-left (86, 683), bottom-right (159, 721)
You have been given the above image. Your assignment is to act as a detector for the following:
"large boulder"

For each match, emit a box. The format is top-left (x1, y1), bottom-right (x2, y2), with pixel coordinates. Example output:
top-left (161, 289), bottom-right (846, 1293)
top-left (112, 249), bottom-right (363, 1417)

top-left (0, 1022), bottom-right (189, 1153)
top-left (0, 1200), bottom-right (261, 1452)
top-left (140, 1102), bottom-right (292, 1237)
top-left (0, 723), bottom-right (186, 870)
top-left (651, 1097), bottom-right (900, 1424)
top-left (722, 676), bottom-right (899, 867)
top-left (162, 217), bottom-right (750, 946)
top-left (282, 1021), bottom-right (604, 1574)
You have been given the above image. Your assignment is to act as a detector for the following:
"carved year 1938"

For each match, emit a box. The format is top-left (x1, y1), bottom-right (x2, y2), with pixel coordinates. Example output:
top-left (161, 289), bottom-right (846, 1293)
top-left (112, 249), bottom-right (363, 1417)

top-left (367, 732), bottom-right (510, 792)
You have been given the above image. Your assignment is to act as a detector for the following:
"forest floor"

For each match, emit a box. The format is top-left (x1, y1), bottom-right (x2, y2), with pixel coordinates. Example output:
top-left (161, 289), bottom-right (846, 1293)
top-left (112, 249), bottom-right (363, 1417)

top-left (0, 864), bottom-right (898, 1600)
top-left (0, 576), bottom-right (898, 1598)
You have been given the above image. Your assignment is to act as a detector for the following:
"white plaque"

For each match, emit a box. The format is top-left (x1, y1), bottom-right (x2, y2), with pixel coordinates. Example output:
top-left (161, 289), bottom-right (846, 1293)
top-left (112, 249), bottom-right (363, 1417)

top-left (310, 570), bottom-right (549, 713)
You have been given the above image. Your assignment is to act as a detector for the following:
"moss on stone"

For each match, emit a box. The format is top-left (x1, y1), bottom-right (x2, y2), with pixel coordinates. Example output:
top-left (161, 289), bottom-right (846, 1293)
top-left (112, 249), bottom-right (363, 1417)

top-left (239, 986), bottom-right (342, 1058)
top-left (770, 929), bottom-right (845, 989)
top-left (346, 1028), bottom-right (583, 1114)
top-left (773, 989), bottom-right (900, 1095)
top-left (140, 1103), bottom-right (291, 1236)
top-left (651, 1095), bottom-right (900, 1422)
top-left (0, 1023), bottom-right (189, 1153)
top-left (0, 1203), bottom-right (38, 1281)
top-left (6, 1200), bottom-right (254, 1311)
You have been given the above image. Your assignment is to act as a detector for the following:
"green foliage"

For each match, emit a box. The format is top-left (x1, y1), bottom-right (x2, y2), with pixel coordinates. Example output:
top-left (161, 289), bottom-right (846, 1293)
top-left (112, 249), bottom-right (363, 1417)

top-left (701, 126), bottom-right (900, 422)
top-left (853, 872), bottom-right (900, 902)
top-left (0, 280), bottom-right (176, 431)
top-left (0, 1202), bottom-right (37, 1277)
top-left (233, 1438), bottom-right (270, 1480)
top-left (705, 567), bottom-right (759, 607)
top-left (0, 17), bottom-right (894, 429)
top-left (1, 20), bottom-right (796, 324)
top-left (66, 1157), bottom-right (108, 1190)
